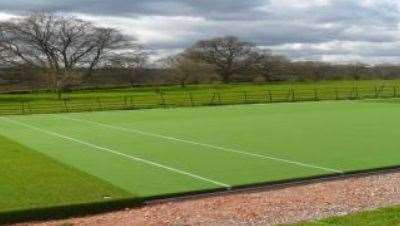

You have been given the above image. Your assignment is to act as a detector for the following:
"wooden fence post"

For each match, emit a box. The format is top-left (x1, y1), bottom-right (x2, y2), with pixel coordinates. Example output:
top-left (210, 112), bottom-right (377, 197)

top-left (210, 92), bottom-right (216, 105)
top-left (335, 88), bottom-right (339, 100)
top-left (314, 88), bottom-right (319, 101)
top-left (188, 92), bottom-right (194, 106)
top-left (130, 96), bottom-right (134, 107)
top-left (160, 92), bottom-right (166, 108)
top-left (124, 96), bottom-right (128, 107)
top-left (63, 99), bottom-right (69, 112)
top-left (268, 90), bottom-right (273, 102)
top-left (27, 101), bottom-right (32, 114)
top-left (20, 102), bottom-right (25, 114)
top-left (291, 89), bottom-right (295, 102)
top-left (355, 87), bottom-right (359, 99)
top-left (97, 97), bottom-right (102, 109)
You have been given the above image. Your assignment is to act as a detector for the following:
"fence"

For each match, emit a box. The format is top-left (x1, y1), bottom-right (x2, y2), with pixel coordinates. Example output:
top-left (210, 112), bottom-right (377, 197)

top-left (0, 85), bottom-right (399, 115)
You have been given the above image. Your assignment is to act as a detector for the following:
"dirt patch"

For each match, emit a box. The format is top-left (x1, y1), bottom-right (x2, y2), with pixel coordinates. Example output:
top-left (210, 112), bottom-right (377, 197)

top-left (13, 172), bottom-right (400, 226)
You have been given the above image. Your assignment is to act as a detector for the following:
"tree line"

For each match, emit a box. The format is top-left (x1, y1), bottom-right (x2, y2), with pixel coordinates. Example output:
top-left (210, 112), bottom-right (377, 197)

top-left (1, 13), bottom-right (400, 96)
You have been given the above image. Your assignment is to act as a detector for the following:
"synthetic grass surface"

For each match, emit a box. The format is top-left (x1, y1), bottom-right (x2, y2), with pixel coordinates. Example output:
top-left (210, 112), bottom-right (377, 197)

top-left (1, 101), bottom-right (400, 213)
top-left (0, 135), bottom-right (131, 213)
top-left (292, 206), bottom-right (400, 226)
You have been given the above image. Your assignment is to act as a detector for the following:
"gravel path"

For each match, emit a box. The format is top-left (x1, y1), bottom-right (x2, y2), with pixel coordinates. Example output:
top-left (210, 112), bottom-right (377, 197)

top-left (13, 171), bottom-right (400, 226)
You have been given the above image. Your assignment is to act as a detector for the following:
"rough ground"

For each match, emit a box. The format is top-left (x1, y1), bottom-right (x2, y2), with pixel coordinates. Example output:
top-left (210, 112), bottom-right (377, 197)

top-left (13, 171), bottom-right (400, 226)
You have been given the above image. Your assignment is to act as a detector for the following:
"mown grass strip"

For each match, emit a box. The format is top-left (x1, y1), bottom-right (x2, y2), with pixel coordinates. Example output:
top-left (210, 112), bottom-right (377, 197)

top-left (0, 134), bottom-right (132, 217)
top-left (291, 206), bottom-right (400, 226)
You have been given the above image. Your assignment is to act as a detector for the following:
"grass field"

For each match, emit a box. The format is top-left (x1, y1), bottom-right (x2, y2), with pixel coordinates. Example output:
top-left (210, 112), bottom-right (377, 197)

top-left (1, 100), bottom-right (400, 221)
top-left (2, 79), bottom-right (400, 115)
top-left (293, 206), bottom-right (400, 226)
top-left (0, 134), bottom-right (131, 213)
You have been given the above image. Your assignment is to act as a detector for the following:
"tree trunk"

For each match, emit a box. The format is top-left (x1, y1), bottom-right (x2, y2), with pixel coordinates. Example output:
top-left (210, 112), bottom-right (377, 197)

top-left (57, 89), bottom-right (62, 100)
top-left (56, 80), bottom-right (63, 100)
top-left (221, 72), bottom-right (231, 83)
top-left (129, 71), bottom-right (137, 87)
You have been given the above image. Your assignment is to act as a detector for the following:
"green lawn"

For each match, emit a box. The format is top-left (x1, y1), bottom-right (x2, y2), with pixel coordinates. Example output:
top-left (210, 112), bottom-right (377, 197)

top-left (292, 206), bottom-right (400, 226)
top-left (1, 100), bottom-right (400, 218)
top-left (1, 79), bottom-right (400, 115)
top-left (0, 134), bottom-right (131, 213)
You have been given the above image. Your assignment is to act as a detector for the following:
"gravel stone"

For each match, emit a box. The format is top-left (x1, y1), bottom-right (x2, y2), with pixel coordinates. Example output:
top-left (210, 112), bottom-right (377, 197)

top-left (13, 171), bottom-right (400, 226)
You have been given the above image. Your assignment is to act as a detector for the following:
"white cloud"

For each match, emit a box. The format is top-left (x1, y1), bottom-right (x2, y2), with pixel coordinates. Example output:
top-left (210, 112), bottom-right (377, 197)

top-left (74, 13), bottom-right (208, 47)
top-left (0, 12), bottom-right (19, 21)
top-left (269, 0), bottom-right (331, 9)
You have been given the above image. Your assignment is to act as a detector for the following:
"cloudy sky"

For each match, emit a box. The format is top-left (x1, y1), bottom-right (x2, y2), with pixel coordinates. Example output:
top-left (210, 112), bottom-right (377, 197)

top-left (1, 0), bottom-right (400, 64)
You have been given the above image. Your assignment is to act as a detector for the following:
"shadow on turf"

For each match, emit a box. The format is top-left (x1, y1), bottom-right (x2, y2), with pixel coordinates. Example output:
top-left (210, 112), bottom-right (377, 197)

top-left (2, 164), bottom-right (400, 224)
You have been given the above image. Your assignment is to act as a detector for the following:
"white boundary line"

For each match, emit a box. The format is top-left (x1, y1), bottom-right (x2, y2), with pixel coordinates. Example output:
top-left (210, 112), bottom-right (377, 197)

top-left (58, 116), bottom-right (344, 174)
top-left (0, 117), bottom-right (231, 188)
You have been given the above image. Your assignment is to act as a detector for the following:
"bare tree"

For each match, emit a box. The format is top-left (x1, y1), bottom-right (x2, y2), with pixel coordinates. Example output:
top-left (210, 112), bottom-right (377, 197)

top-left (0, 12), bottom-right (133, 98)
top-left (187, 36), bottom-right (261, 83)
top-left (348, 62), bottom-right (367, 80)
top-left (296, 61), bottom-right (330, 81)
top-left (161, 52), bottom-right (211, 88)
top-left (108, 49), bottom-right (149, 87)
top-left (373, 64), bottom-right (400, 80)
top-left (252, 50), bottom-right (291, 82)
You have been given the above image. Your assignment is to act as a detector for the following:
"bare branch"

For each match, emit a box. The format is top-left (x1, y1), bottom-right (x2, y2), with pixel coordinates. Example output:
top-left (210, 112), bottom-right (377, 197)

top-left (0, 12), bottom-right (136, 96)
top-left (187, 36), bottom-right (259, 83)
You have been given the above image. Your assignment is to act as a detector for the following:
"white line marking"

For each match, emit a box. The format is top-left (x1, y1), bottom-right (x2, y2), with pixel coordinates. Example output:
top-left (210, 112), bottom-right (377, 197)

top-left (0, 117), bottom-right (231, 188)
top-left (59, 116), bottom-right (344, 174)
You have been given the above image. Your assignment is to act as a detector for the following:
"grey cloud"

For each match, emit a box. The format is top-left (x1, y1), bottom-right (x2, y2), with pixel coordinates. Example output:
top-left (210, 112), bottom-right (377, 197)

top-left (0, 0), bottom-right (267, 19)
top-left (1, 0), bottom-right (400, 63)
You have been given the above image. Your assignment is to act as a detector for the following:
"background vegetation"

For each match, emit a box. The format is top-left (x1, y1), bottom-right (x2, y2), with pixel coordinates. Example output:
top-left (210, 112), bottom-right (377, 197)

top-left (1, 13), bottom-right (400, 98)
top-left (0, 79), bottom-right (399, 115)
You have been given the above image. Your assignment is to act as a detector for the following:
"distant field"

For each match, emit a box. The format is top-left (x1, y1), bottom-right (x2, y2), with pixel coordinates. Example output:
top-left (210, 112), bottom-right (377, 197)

top-left (1, 100), bottom-right (400, 222)
top-left (1, 79), bottom-right (400, 115)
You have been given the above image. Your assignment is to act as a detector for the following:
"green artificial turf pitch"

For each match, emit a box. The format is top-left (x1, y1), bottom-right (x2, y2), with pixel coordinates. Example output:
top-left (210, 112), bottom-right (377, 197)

top-left (1, 100), bottom-right (400, 214)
